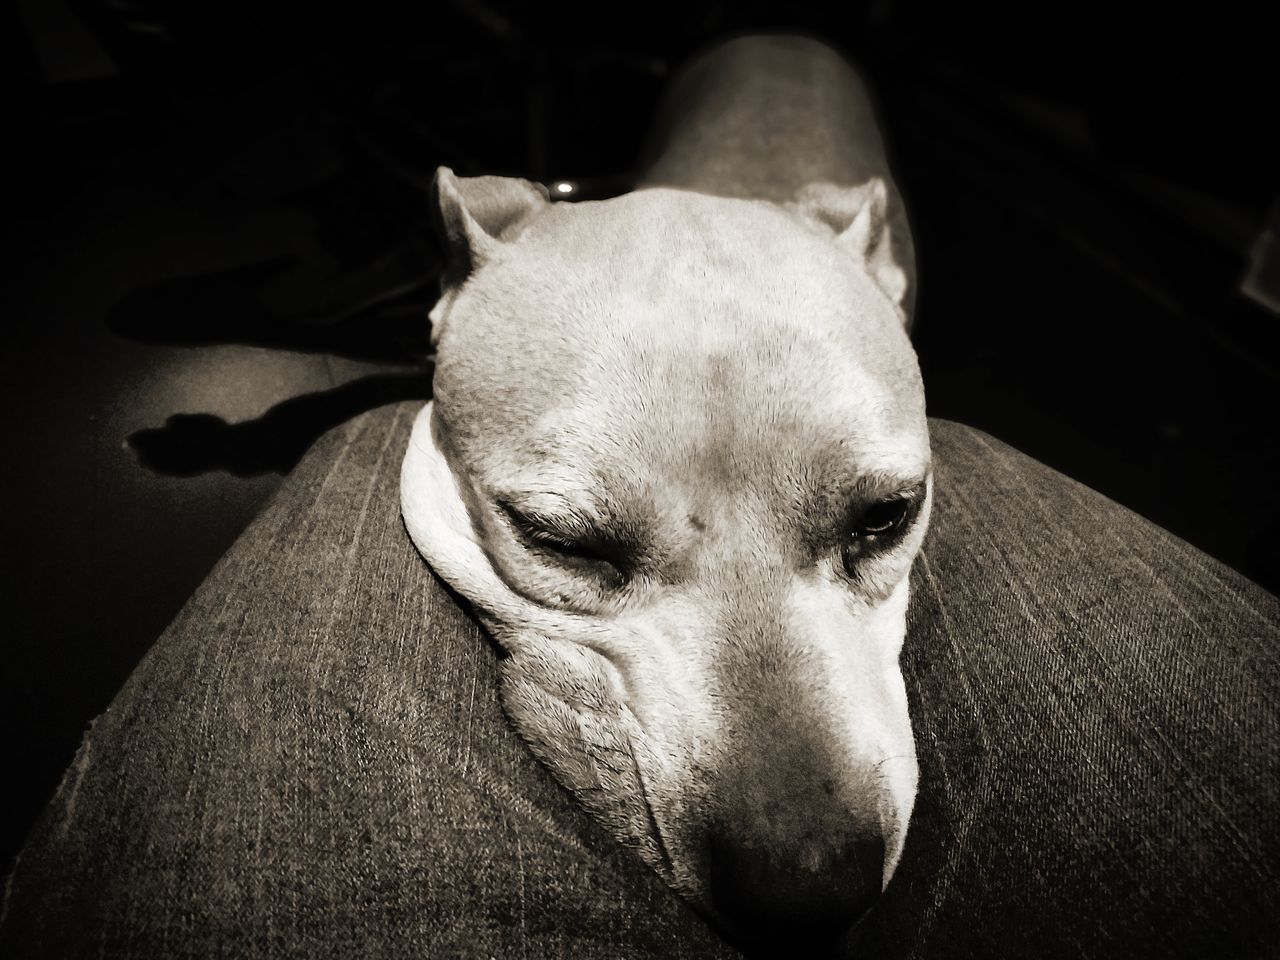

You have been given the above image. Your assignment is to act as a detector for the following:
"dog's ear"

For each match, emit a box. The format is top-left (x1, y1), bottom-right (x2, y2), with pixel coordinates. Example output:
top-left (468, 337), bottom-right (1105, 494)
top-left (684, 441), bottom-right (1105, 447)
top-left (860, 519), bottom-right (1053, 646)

top-left (433, 166), bottom-right (550, 284)
top-left (791, 178), bottom-right (908, 307)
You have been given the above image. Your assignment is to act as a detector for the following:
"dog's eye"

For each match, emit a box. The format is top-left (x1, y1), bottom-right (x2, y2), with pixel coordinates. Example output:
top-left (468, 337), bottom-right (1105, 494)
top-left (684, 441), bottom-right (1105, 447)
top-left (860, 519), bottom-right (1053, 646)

top-left (501, 502), bottom-right (627, 585)
top-left (854, 497), bottom-right (911, 538)
top-left (528, 531), bottom-right (628, 587)
top-left (841, 496), bottom-right (913, 575)
top-left (526, 529), bottom-right (607, 562)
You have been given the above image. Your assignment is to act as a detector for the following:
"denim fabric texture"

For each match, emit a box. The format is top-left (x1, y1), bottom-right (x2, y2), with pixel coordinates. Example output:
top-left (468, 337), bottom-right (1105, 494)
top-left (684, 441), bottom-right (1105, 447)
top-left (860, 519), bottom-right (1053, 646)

top-left (2, 401), bottom-right (1276, 958)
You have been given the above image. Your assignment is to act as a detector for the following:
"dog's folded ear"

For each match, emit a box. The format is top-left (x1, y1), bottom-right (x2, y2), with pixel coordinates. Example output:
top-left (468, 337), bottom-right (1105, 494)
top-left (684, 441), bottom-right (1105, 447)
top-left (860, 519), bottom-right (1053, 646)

top-left (790, 178), bottom-right (908, 308)
top-left (433, 167), bottom-right (550, 283)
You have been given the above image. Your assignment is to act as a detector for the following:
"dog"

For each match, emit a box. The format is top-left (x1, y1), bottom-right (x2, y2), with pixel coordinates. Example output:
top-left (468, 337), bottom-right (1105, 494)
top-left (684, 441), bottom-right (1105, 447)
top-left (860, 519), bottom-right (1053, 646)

top-left (401, 34), bottom-right (929, 954)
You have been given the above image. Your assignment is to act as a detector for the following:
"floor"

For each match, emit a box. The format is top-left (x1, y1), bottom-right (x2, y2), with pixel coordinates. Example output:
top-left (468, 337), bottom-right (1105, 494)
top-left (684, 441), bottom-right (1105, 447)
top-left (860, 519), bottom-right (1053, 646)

top-left (4, 2), bottom-right (1276, 872)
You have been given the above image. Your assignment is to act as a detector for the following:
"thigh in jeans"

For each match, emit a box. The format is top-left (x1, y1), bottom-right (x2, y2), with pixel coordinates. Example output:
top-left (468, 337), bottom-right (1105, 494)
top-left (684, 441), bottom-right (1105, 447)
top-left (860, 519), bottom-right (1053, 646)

top-left (3, 408), bottom-right (1274, 959)
top-left (864, 419), bottom-right (1280, 959)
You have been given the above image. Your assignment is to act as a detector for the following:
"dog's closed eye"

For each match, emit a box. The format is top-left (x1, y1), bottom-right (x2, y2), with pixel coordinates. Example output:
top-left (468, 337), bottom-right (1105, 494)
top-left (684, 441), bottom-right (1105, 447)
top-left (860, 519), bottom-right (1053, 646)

top-left (499, 501), bottom-right (629, 585)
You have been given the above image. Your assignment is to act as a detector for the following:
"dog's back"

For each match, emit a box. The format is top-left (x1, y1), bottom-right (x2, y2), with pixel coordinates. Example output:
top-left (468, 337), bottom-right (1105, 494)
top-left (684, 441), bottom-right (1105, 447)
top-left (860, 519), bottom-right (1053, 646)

top-left (639, 35), bottom-right (915, 309)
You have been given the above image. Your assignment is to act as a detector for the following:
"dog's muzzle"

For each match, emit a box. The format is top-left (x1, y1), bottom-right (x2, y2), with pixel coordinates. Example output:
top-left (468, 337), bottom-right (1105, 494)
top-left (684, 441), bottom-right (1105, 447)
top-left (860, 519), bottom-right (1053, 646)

top-left (703, 709), bottom-right (888, 952)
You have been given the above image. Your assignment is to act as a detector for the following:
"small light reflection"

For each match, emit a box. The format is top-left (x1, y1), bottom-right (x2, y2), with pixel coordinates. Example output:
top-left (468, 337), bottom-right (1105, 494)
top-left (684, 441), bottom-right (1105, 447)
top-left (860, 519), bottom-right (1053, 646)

top-left (553, 181), bottom-right (576, 197)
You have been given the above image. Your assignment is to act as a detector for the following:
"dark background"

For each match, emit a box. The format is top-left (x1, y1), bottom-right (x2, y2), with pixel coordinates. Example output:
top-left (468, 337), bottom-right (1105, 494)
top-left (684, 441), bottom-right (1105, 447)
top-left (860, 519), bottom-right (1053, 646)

top-left (3, 1), bottom-right (1277, 874)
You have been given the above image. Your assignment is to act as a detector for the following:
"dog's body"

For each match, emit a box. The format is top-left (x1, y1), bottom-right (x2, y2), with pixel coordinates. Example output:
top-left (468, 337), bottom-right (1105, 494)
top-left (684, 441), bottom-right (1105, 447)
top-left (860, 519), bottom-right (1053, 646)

top-left (639, 36), bottom-right (916, 315)
top-left (402, 35), bottom-right (929, 953)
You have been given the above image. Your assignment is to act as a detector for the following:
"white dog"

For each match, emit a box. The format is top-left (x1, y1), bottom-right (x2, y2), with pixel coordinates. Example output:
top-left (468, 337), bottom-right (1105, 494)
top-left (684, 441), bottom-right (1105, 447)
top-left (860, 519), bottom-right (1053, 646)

top-left (402, 34), bottom-right (929, 953)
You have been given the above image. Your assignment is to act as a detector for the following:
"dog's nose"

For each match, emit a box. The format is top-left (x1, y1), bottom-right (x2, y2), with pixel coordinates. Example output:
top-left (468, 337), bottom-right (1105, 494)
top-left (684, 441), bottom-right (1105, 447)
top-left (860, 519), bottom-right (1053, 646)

top-left (708, 826), bottom-right (884, 952)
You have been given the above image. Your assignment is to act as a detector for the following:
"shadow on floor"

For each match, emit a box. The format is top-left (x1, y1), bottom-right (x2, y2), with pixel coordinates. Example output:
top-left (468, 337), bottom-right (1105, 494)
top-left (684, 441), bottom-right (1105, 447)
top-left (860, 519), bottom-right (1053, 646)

top-left (129, 369), bottom-right (434, 476)
top-left (109, 239), bottom-right (439, 477)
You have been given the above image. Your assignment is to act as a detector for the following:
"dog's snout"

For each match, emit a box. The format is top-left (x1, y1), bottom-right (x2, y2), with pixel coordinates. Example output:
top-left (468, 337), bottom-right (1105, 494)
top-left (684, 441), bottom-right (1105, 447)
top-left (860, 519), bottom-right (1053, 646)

top-left (709, 825), bottom-right (884, 952)
top-left (706, 716), bottom-right (889, 952)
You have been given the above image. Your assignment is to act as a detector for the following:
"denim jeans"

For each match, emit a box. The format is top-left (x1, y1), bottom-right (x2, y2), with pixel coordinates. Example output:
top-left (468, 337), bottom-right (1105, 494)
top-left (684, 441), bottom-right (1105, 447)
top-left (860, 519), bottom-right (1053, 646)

top-left (2, 402), bottom-right (1276, 958)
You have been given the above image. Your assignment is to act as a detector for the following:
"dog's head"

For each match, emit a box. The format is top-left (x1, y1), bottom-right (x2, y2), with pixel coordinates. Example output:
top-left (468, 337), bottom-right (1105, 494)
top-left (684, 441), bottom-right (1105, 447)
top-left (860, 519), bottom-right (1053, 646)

top-left (402, 168), bottom-right (929, 952)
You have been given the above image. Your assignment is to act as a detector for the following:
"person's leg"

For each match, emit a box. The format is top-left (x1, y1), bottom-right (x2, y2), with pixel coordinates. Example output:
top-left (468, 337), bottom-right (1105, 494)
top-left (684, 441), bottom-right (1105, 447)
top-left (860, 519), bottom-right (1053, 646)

top-left (866, 420), bottom-right (1280, 959)
top-left (0, 402), bottom-right (734, 959)
top-left (4, 406), bottom-right (1276, 958)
